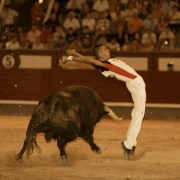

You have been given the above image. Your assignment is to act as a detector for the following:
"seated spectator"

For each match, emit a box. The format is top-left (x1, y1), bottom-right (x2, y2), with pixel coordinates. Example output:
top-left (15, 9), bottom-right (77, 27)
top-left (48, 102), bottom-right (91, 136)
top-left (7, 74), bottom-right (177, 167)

top-left (124, 25), bottom-right (140, 44)
top-left (63, 11), bottom-right (80, 32)
top-left (0, 25), bottom-right (14, 48)
top-left (65, 0), bottom-right (81, 18)
top-left (106, 36), bottom-right (120, 52)
top-left (143, 12), bottom-right (158, 33)
top-left (123, 2), bottom-right (139, 23)
top-left (168, 5), bottom-right (180, 34)
top-left (96, 11), bottom-right (111, 33)
top-left (112, 12), bottom-right (125, 34)
top-left (114, 24), bottom-right (126, 47)
top-left (81, 3), bottom-right (91, 17)
top-left (138, 5), bottom-right (149, 21)
top-left (40, 24), bottom-right (53, 45)
top-left (123, 39), bottom-right (142, 52)
top-left (120, 0), bottom-right (129, 11)
top-left (31, 1), bottom-right (45, 30)
top-left (157, 14), bottom-right (169, 36)
top-left (158, 26), bottom-right (175, 49)
top-left (141, 28), bottom-right (157, 51)
top-left (53, 25), bottom-right (66, 43)
top-left (44, 36), bottom-right (55, 50)
top-left (79, 25), bottom-right (93, 42)
top-left (151, 3), bottom-right (166, 22)
top-left (51, 1), bottom-right (64, 19)
top-left (15, 26), bottom-right (27, 42)
top-left (114, 4), bottom-right (125, 20)
top-left (95, 35), bottom-right (108, 45)
top-left (26, 24), bottom-right (42, 47)
top-left (92, 0), bottom-right (109, 14)
top-left (162, 0), bottom-right (179, 14)
top-left (159, 38), bottom-right (175, 52)
top-left (81, 37), bottom-right (92, 52)
top-left (54, 36), bottom-right (69, 50)
top-left (81, 12), bottom-right (96, 32)
top-left (93, 26), bottom-right (109, 45)
top-left (66, 27), bottom-right (78, 44)
top-left (19, 37), bottom-right (30, 50)
top-left (69, 37), bottom-right (82, 50)
top-left (45, 13), bottom-right (60, 33)
top-left (0, 4), bottom-right (19, 32)
top-left (66, 0), bottom-right (83, 11)
top-left (6, 35), bottom-right (20, 49)
top-left (127, 12), bottom-right (143, 33)
top-left (32, 36), bottom-right (44, 50)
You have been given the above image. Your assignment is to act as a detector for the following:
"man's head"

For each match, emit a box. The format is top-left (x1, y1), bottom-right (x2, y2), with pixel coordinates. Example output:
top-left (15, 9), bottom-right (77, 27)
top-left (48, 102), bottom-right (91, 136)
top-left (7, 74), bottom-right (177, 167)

top-left (93, 44), bottom-right (110, 60)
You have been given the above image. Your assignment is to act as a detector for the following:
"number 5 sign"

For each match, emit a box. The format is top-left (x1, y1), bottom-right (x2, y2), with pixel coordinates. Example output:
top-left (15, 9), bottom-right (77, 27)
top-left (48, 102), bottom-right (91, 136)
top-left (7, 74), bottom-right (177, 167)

top-left (2, 55), bottom-right (15, 69)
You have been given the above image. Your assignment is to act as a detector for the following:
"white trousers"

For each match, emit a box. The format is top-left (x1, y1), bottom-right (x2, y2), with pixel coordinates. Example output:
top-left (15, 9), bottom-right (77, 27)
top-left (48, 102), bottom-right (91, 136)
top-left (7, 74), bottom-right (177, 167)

top-left (124, 76), bottom-right (146, 149)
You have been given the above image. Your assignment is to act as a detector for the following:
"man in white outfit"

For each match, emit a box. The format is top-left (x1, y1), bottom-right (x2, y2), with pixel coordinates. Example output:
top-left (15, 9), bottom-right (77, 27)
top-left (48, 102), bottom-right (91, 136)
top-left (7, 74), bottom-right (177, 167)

top-left (58, 44), bottom-right (146, 160)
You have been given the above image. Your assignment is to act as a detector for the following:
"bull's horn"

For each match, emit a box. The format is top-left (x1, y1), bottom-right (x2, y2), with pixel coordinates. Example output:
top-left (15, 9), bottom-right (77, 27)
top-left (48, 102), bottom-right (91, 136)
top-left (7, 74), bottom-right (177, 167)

top-left (104, 105), bottom-right (122, 121)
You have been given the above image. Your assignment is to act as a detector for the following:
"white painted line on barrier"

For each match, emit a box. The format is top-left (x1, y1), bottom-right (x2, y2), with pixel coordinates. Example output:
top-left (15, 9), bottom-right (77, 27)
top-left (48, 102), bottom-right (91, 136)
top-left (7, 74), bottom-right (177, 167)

top-left (0, 100), bottom-right (180, 108)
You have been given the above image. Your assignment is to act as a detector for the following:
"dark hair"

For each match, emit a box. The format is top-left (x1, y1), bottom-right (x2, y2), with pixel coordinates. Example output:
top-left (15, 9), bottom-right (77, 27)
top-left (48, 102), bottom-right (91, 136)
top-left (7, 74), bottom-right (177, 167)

top-left (93, 44), bottom-right (103, 58)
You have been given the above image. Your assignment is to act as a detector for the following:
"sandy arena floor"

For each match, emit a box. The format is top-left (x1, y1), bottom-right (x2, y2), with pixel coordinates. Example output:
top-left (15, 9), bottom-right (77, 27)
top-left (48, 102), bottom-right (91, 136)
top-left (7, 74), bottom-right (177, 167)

top-left (0, 115), bottom-right (180, 180)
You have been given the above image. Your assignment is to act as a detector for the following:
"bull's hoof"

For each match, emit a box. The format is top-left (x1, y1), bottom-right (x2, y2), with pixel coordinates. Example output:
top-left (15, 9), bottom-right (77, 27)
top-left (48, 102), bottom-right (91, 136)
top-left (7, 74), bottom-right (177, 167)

top-left (93, 149), bottom-right (102, 154)
top-left (16, 154), bottom-right (22, 161)
top-left (60, 155), bottom-right (67, 166)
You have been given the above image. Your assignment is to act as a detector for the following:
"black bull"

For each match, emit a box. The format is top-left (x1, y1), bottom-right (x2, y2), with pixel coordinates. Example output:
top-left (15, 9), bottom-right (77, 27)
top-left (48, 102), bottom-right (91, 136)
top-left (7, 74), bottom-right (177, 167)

top-left (16, 85), bottom-right (121, 164)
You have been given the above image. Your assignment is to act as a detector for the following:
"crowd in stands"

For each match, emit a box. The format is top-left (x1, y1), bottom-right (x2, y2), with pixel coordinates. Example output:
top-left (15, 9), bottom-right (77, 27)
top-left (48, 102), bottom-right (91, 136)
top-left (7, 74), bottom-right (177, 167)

top-left (1, 0), bottom-right (180, 52)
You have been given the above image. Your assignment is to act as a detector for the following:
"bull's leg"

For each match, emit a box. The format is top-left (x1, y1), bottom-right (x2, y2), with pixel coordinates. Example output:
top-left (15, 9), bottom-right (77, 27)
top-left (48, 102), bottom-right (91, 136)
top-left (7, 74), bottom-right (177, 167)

top-left (57, 139), bottom-right (67, 166)
top-left (82, 133), bottom-right (101, 154)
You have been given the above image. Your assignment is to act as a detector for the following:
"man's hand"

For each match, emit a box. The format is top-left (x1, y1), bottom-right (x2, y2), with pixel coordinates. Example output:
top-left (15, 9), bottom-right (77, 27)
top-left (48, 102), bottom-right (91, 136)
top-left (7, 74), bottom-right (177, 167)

top-left (58, 59), bottom-right (67, 66)
top-left (67, 49), bottom-right (76, 56)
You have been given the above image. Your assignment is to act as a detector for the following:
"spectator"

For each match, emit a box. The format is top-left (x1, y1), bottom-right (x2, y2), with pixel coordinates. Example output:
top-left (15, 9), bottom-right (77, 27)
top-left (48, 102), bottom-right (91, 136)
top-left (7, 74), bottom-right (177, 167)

top-left (95, 35), bottom-right (108, 45)
top-left (141, 28), bottom-right (157, 51)
top-left (162, 0), bottom-right (179, 14)
top-left (123, 2), bottom-right (139, 22)
top-left (53, 25), bottom-right (66, 43)
top-left (6, 35), bottom-right (20, 49)
top-left (66, 27), bottom-right (78, 44)
top-left (120, 0), bottom-right (129, 10)
top-left (15, 26), bottom-right (27, 43)
top-left (124, 25), bottom-right (140, 44)
top-left (66, 0), bottom-right (83, 11)
top-left (63, 11), bottom-right (80, 32)
top-left (123, 39), bottom-right (142, 51)
top-left (112, 12), bottom-right (125, 34)
top-left (81, 3), bottom-right (91, 18)
top-left (40, 24), bottom-right (53, 44)
top-left (168, 5), bottom-right (180, 34)
top-left (65, 0), bottom-right (81, 18)
top-left (45, 13), bottom-right (60, 33)
top-left (114, 4), bottom-right (125, 19)
top-left (114, 24), bottom-right (126, 47)
top-left (143, 12), bottom-right (158, 32)
top-left (157, 14), bottom-right (169, 36)
top-left (174, 35), bottom-right (180, 51)
top-left (19, 36), bottom-right (30, 50)
top-left (54, 36), bottom-right (69, 50)
top-left (0, 4), bottom-right (18, 32)
top-left (44, 36), bottom-right (55, 50)
top-left (31, 1), bottom-right (45, 30)
top-left (106, 36), bottom-right (120, 52)
top-left (32, 36), bottom-right (44, 50)
top-left (127, 12), bottom-right (143, 33)
top-left (96, 11), bottom-right (110, 33)
top-left (69, 37), bottom-right (82, 50)
top-left (167, 62), bottom-right (174, 71)
top-left (158, 26), bottom-right (175, 50)
top-left (152, 3), bottom-right (166, 22)
top-left (81, 12), bottom-right (96, 32)
top-left (79, 25), bottom-right (93, 41)
top-left (51, 1), bottom-right (64, 19)
top-left (26, 24), bottom-right (42, 46)
top-left (92, 0), bottom-right (109, 13)
top-left (138, 5), bottom-right (149, 20)
top-left (81, 37), bottom-right (92, 52)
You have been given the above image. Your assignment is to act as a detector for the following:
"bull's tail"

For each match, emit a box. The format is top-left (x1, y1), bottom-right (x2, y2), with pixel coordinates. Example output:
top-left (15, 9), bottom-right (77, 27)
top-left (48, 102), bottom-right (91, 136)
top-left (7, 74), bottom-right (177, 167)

top-left (25, 130), bottom-right (42, 157)
top-left (17, 129), bottom-right (42, 161)
top-left (104, 105), bottom-right (122, 121)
